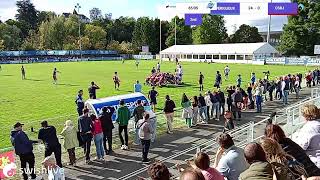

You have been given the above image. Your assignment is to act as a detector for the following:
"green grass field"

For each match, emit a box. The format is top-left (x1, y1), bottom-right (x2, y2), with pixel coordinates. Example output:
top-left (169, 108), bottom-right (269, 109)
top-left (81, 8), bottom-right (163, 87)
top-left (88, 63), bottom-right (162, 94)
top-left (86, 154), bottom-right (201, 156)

top-left (0, 60), bottom-right (313, 149)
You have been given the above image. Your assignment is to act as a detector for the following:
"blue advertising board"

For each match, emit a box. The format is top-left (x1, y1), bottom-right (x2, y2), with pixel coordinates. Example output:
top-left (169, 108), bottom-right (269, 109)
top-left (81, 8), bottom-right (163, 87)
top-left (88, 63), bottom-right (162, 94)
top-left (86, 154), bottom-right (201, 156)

top-left (185, 14), bottom-right (203, 26)
top-left (85, 93), bottom-right (150, 122)
top-left (211, 3), bottom-right (240, 15)
top-left (0, 50), bottom-right (118, 57)
top-left (268, 3), bottom-right (298, 15)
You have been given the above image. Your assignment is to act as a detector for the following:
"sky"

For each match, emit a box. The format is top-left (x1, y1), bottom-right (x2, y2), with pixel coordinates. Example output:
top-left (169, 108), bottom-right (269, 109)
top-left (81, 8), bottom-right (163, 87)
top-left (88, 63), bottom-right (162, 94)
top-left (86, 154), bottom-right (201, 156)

top-left (0, 0), bottom-right (289, 34)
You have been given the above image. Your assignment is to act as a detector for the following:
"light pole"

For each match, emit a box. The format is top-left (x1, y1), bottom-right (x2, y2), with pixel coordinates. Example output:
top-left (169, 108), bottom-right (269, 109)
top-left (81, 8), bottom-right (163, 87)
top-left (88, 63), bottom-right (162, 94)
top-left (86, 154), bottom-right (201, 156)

top-left (267, 0), bottom-right (272, 43)
top-left (75, 3), bottom-right (82, 60)
top-left (166, 5), bottom-right (177, 45)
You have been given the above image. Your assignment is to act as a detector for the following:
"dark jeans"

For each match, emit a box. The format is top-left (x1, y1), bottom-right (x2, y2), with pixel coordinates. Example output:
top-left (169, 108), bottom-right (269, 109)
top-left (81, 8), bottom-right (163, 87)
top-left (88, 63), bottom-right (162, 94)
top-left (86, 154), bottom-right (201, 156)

top-left (220, 102), bottom-right (225, 115)
top-left (233, 111), bottom-right (241, 119)
top-left (119, 125), bottom-right (128, 146)
top-left (67, 148), bottom-right (76, 165)
top-left (45, 144), bottom-right (62, 167)
top-left (81, 134), bottom-right (92, 161)
top-left (19, 152), bottom-right (36, 180)
top-left (77, 108), bottom-right (83, 116)
top-left (268, 91), bottom-right (273, 101)
top-left (89, 94), bottom-right (96, 99)
top-left (103, 130), bottom-right (113, 153)
top-left (141, 139), bottom-right (151, 161)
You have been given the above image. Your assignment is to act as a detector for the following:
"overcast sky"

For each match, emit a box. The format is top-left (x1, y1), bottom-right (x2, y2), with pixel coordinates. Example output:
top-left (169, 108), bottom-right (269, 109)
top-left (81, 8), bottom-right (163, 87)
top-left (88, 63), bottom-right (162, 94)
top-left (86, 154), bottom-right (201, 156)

top-left (0, 0), bottom-right (289, 34)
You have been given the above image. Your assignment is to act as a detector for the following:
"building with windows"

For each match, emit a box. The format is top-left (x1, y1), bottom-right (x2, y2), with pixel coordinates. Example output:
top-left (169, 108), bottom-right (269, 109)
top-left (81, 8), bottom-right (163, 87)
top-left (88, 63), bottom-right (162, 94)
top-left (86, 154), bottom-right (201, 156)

top-left (259, 31), bottom-right (282, 46)
top-left (160, 42), bottom-right (278, 64)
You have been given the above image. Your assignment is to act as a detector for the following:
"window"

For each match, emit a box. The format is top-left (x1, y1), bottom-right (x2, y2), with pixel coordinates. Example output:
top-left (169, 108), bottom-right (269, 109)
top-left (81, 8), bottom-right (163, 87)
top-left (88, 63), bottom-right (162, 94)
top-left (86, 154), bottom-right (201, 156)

top-left (245, 55), bottom-right (253, 60)
top-left (220, 55), bottom-right (227, 60)
top-left (213, 55), bottom-right (219, 59)
top-left (228, 55), bottom-right (236, 60)
top-left (236, 55), bottom-right (244, 60)
top-left (199, 55), bottom-right (206, 59)
top-left (187, 55), bottom-right (192, 59)
top-left (193, 55), bottom-right (198, 59)
top-left (206, 55), bottom-right (212, 59)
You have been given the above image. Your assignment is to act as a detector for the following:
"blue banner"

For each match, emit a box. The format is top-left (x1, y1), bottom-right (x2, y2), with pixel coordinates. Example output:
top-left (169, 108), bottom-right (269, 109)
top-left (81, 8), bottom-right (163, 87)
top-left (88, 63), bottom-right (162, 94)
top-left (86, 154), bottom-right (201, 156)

top-left (0, 50), bottom-right (118, 57)
top-left (211, 3), bottom-right (240, 15)
top-left (268, 3), bottom-right (298, 15)
top-left (185, 14), bottom-right (203, 26)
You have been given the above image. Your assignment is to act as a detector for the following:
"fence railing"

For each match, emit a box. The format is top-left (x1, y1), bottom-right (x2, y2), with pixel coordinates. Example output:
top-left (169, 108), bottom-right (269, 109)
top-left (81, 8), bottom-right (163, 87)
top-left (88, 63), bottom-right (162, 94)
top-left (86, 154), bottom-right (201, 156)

top-left (119, 87), bottom-right (320, 179)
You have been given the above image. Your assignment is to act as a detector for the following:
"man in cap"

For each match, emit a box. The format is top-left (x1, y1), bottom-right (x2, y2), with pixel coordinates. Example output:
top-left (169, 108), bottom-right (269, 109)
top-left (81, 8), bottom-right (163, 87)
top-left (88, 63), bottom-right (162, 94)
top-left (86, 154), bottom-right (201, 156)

top-left (38, 121), bottom-right (62, 167)
top-left (11, 122), bottom-right (37, 180)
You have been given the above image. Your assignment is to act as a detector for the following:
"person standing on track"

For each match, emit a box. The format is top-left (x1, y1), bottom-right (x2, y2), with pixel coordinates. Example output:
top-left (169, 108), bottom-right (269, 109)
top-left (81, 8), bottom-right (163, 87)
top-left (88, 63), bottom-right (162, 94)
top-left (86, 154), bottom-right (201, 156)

top-left (88, 81), bottom-right (100, 99)
top-left (99, 106), bottom-right (115, 155)
top-left (52, 68), bottom-right (60, 84)
top-left (116, 100), bottom-right (130, 150)
top-left (199, 72), bottom-right (204, 91)
top-left (148, 86), bottom-right (158, 112)
top-left (113, 72), bottom-right (120, 90)
top-left (163, 95), bottom-right (176, 134)
top-left (21, 65), bottom-right (26, 80)
top-left (224, 65), bottom-right (230, 80)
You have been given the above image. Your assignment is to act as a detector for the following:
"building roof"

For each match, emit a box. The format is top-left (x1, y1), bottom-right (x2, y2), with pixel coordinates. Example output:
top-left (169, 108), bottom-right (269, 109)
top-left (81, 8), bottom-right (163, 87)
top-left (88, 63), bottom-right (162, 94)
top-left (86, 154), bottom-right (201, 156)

top-left (160, 42), bottom-right (278, 55)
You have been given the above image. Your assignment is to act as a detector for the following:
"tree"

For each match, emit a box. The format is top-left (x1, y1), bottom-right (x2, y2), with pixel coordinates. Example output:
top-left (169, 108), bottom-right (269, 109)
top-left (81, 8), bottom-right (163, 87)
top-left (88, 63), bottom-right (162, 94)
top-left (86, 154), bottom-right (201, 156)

top-left (192, 14), bottom-right (227, 44)
top-left (15, 0), bottom-right (38, 37)
top-left (278, 0), bottom-right (320, 56)
top-left (38, 11), bottom-right (56, 25)
top-left (0, 23), bottom-right (22, 50)
top-left (132, 17), bottom-right (156, 53)
top-left (166, 16), bottom-right (193, 47)
top-left (0, 40), bottom-right (5, 50)
top-left (111, 16), bottom-right (136, 43)
top-left (89, 8), bottom-right (103, 21)
top-left (84, 24), bottom-right (107, 49)
top-left (229, 24), bottom-right (263, 43)
top-left (21, 30), bottom-right (39, 50)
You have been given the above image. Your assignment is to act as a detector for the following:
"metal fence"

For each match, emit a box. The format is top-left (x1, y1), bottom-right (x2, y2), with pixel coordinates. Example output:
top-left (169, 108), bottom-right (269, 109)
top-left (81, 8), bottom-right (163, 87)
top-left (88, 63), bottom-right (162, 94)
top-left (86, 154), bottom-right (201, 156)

top-left (119, 88), bottom-right (320, 179)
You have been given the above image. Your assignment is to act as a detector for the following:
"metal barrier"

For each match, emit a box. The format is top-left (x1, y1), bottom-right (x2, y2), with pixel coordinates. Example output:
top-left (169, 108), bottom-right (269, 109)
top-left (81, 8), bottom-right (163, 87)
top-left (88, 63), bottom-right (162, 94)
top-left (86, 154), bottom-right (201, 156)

top-left (120, 87), bottom-right (320, 179)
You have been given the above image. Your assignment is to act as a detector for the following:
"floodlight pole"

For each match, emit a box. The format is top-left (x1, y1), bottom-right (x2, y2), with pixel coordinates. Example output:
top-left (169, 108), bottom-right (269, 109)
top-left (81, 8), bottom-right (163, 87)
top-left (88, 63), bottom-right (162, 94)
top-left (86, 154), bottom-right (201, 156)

top-left (75, 3), bottom-right (82, 60)
top-left (267, 0), bottom-right (272, 43)
top-left (160, 19), bottom-right (162, 62)
top-left (175, 17), bottom-right (177, 45)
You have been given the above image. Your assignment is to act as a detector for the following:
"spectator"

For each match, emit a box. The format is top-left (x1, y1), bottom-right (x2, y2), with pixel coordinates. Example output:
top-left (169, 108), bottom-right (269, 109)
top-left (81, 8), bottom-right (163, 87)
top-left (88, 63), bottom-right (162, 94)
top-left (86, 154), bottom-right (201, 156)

top-left (60, 120), bottom-right (78, 166)
top-left (144, 104), bottom-right (157, 143)
top-left (181, 93), bottom-right (193, 128)
top-left (294, 77), bottom-right (300, 99)
top-left (251, 72), bottom-right (256, 86)
top-left (255, 84), bottom-right (263, 113)
top-left (223, 111), bottom-right (234, 132)
top-left (163, 95), bottom-right (176, 134)
top-left (91, 114), bottom-right (105, 160)
top-left (267, 80), bottom-right (275, 101)
top-left (147, 162), bottom-right (170, 180)
top-left (194, 152), bottom-right (224, 180)
top-left (261, 138), bottom-right (308, 180)
top-left (226, 86), bottom-right (235, 112)
top-left (75, 90), bottom-right (84, 116)
top-left (117, 100), bottom-right (130, 150)
top-left (282, 76), bottom-right (290, 105)
top-left (42, 155), bottom-right (65, 180)
top-left (217, 89), bottom-right (225, 115)
top-left (231, 88), bottom-right (242, 120)
top-left (38, 121), bottom-right (62, 168)
top-left (292, 104), bottom-right (320, 168)
top-left (88, 81), bottom-right (100, 99)
top-left (265, 124), bottom-right (320, 176)
top-left (205, 91), bottom-right (213, 120)
top-left (214, 133), bottom-right (248, 180)
top-left (78, 108), bottom-right (93, 164)
top-left (10, 122), bottom-right (37, 180)
top-left (210, 91), bottom-right (220, 120)
top-left (134, 80), bottom-right (142, 93)
top-left (137, 113), bottom-right (154, 162)
top-left (198, 93), bottom-right (208, 124)
top-left (247, 84), bottom-right (254, 109)
top-left (192, 96), bottom-right (199, 126)
top-left (148, 86), bottom-right (159, 112)
top-left (276, 77), bottom-right (283, 100)
top-left (133, 100), bottom-right (145, 145)
top-left (99, 106), bottom-right (114, 155)
top-left (239, 142), bottom-right (273, 180)
top-left (180, 168), bottom-right (205, 180)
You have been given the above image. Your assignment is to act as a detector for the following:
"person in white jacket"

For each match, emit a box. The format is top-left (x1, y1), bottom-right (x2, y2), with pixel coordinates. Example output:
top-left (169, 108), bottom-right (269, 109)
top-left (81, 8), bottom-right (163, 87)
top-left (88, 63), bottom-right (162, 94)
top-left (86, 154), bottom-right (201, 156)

top-left (205, 91), bottom-right (213, 120)
top-left (293, 104), bottom-right (320, 168)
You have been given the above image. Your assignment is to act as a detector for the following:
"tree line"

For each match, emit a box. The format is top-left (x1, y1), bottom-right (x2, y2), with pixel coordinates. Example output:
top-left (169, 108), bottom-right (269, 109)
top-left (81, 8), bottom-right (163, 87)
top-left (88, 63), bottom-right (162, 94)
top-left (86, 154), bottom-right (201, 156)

top-left (0, 0), bottom-right (318, 56)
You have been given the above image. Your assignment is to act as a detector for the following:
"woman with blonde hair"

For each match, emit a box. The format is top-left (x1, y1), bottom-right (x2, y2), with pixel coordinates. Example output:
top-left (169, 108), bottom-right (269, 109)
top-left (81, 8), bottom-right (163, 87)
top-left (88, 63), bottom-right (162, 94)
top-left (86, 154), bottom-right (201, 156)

top-left (61, 120), bottom-right (79, 166)
top-left (261, 138), bottom-right (308, 179)
top-left (292, 104), bottom-right (320, 168)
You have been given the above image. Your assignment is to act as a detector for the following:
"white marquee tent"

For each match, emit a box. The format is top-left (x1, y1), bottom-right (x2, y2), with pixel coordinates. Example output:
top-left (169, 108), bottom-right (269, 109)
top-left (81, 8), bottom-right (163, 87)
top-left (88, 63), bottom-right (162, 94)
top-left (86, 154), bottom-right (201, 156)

top-left (160, 42), bottom-right (279, 64)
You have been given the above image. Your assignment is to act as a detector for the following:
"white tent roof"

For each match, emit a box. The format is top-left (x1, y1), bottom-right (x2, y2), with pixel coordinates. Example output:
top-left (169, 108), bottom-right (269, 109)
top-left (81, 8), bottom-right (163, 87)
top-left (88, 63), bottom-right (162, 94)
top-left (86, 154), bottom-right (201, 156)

top-left (161, 42), bottom-right (278, 55)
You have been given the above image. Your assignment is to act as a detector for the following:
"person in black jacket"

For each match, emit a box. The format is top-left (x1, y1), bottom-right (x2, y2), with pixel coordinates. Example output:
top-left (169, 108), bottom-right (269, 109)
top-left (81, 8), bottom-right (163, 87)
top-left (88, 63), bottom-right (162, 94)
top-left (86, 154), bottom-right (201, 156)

top-left (99, 106), bottom-right (115, 155)
top-left (217, 89), bottom-right (225, 116)
top-left (198, 93), bottom-right (208, 123)
top-left (11, 122), bottom-right (37, 180)
top-left (38, 121), bottom-right (62, 167)
top-left (78, 108), bottom-right (93, 163)
top-left (163, 95), bottom-right (176, 134)
top-left (75, 90), bottom-right (84, 116)
top-left (265, 124), bottom-right (320, 177)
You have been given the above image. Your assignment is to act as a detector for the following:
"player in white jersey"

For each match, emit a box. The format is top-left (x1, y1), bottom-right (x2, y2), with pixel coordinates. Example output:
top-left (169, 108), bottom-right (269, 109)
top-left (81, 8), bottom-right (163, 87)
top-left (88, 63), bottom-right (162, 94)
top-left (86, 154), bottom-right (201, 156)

top-left (224, 65), bottom-right (230, 80)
